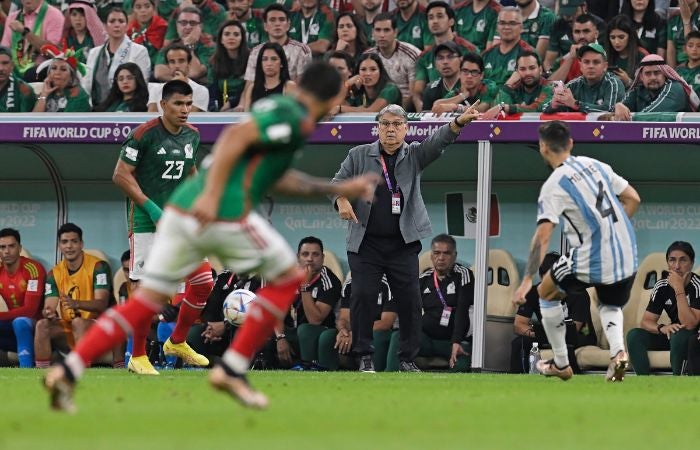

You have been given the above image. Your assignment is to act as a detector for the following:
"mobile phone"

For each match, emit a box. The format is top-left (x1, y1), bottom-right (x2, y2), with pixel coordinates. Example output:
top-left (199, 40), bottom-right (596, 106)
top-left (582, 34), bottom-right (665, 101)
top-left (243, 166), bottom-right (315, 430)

top-left (607, 66), bottom-right (620, 72)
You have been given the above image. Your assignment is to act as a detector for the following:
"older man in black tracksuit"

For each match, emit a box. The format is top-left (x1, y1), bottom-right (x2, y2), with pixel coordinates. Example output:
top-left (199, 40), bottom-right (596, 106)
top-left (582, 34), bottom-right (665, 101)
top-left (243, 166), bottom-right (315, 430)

top-left (330, 103), bottom-right (479, 372)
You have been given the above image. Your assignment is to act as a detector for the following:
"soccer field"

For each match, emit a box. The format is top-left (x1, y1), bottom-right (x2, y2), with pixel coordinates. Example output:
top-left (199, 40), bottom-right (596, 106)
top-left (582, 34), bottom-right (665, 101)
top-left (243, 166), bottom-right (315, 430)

top-left (1, 368), bottom-right (696, 450)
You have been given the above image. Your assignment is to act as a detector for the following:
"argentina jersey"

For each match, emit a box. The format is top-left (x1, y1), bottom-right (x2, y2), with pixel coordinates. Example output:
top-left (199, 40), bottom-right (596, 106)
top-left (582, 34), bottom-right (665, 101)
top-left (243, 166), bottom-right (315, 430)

top-left (537, 155), bottom-right (638, 284)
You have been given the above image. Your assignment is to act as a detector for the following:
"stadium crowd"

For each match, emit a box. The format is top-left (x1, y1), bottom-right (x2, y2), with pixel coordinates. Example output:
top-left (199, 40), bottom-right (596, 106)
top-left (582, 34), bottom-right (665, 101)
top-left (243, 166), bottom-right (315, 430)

top-left (0, 0), bottom-right (699, 117)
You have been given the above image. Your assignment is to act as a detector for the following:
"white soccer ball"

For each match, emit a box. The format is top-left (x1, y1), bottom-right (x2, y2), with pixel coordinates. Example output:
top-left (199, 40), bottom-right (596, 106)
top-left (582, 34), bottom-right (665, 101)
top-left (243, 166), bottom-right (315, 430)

top-left (223, 289), bottom-right (256, 326)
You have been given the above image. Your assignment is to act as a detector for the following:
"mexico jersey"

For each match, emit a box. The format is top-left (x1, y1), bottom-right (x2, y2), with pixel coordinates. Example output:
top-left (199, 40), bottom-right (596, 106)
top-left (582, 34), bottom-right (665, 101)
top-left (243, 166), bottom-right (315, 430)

top-left (537, 155), bottom-right (638, 284)
top-left (169, 94), bottom-right (307, 220)
top-left (120, 118), bottom-right (200, 233)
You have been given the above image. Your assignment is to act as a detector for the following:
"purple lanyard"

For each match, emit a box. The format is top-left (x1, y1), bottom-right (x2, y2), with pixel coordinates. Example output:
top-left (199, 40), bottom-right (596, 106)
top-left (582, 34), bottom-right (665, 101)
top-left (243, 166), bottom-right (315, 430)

top-left (433, 271), bottom-right (450, 309)
top-left (379, 155), bottom-right (398, 193)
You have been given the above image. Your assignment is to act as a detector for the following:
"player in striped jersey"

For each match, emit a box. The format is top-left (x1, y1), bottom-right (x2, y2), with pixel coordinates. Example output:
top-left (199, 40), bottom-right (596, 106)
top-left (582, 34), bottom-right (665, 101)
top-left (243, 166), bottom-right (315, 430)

top-left (514, 120), bottom-right (641, 382)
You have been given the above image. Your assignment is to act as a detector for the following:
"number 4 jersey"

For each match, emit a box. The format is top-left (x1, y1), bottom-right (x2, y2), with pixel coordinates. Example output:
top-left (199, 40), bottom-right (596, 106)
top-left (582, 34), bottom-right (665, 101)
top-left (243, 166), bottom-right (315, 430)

top-left (120, 118), bottom-right (200, 233)
top-left (537, 155), bottom-right (638, 284)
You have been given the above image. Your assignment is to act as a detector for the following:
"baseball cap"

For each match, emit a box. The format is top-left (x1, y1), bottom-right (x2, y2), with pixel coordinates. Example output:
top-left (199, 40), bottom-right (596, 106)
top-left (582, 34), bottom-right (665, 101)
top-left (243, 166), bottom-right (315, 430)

top-left (433, 41), bottom-right (461, 60)
top-left (558, 0), bottom-right (585, 16)
top-left (577, 42), bottom-right (607, 60)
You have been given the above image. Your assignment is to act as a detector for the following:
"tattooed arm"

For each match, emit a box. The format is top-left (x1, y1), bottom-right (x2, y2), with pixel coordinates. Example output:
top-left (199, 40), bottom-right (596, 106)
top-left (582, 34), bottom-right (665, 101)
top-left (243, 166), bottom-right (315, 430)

top-left (513, 221), bottom-right (556, 305)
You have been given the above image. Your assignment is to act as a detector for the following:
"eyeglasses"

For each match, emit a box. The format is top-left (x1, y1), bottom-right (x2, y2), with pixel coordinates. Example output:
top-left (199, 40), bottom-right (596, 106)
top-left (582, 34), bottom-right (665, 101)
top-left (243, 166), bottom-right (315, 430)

top-left (379, 120), bottom-right (406, 128)
top-left (177, 20), bottom-right (200, 26)
top-left (460, 68), bottom-right (482, 76)
top-left (497, 20), bottom-right (522, 27)
top-left (436, 54), bottom-right (459, 62)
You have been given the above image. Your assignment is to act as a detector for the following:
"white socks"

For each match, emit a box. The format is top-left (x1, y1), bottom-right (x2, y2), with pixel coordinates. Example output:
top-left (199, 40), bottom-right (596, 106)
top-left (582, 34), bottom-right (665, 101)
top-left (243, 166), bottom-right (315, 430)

top-left (599, 304), bottom-right (625, 357)
top-left (539, 300), bottom-right (569, 368)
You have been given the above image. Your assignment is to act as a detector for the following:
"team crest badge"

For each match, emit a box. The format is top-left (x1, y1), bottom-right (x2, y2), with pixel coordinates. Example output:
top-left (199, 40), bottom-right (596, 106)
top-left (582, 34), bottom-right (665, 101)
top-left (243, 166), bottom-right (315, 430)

top-left (476, 19), bottom-right (485, 32)
top-left (184, 144), bottom-right (193, 159)
top-left (413, 25), bottom-right (421, 39)
top-left (507, 59), bottom-right (516, 71)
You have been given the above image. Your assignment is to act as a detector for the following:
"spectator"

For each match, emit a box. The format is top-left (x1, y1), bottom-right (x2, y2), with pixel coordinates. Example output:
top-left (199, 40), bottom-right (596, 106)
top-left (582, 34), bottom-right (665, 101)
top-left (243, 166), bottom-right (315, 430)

top-left (239, 41), bottom-right (294, 110)
top-left (388, 234), bottom-right (474, 372)
top-left (126, 0), bottom-right (168, 66)
top-left (391, 0), bottom-right (428, 50)
top-left (330, 103), bottom-right (480, 373)
top-left (33, 47), bottom-right (91, 112)
top-left (614, 54), bottom-right (700, 119)
top-left (676, 30), bottom-right (700, 97)
top-left (454, 0), bottom-right (501, 52)
top-left (317, 273), bottom-right (396, 371)
top-left (544, 0), bottom-right (606, 72)
top-left (226, 0), bottom-right (265, 48)
top-left (34, 223), bottom-right (111, 369)
top-left (548, 14), bottom-right (599, 82)
top-left (93, 62), bottom-right (149, 111)
top-left (627, 241), bottom-right (700, 375)
top-left (83, 8), bottom-right (151, 107)
top-left (329, 12), bottom-right (368, 66)
top-left (431, 52), bottom-right (497, 113)
top-left (543, 43), bottom-right (625, 113)
top-left (288, 0), bottom-right (334, 58)
top-left (154, 6), bottom-right (214, 84)
top-left (148, 43), bottom-right (209, 112)
top-left (605, 15), bottom-right (649, 88)
top-left (244, 4), bottom-right (312, 84)
top-left (208, 19), bottom-right (249, 111)
top-left (482, 50), bottom-right (553, 117)
top-left (364, 12), bottom-right (420, 110)
top-left (0, 45), bottom-right (36, 111)
top-left (687, 329), bottom-right (700, 375)
top-left (0, 0), bottom-right (64, 81)
top-left (482, 7), bottom-right (534, 87)
top-left (162, 0), bottom-right (226, 48)
top-left (359, 0), bottom-right (383, 47)
top-left (327, 50), bottom-right (354, 83)
top-left (116, 250), bottom-right (132, 305)
top-left (510, 252), bottom-right (595, 374)
top-left (513, 0), bottom-right (556, 59)
top-left (620, 0), bottom-right (666, 57)
top-left (666, 0), bottom-right (700, 68)
top-left (413, 1), bottom-right (478, 111)
top-left (421, 41), bottom-right (463, 111)
top-left (294, 237), bottom-right (342, 370)
top-left (329, 52), bottom-right (401, 114)
top-left (0, 228), bottom-right (46, 368)
top-left (61, 0), bottom-right (106, 63)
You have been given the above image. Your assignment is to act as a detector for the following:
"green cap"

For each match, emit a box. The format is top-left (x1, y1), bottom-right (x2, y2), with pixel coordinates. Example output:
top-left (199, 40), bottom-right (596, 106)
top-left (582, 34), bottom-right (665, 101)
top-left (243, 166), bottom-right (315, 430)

top-left (577, 42), bottom-right (607, 60)
top-left (559, 0), bottom-right (585, 16)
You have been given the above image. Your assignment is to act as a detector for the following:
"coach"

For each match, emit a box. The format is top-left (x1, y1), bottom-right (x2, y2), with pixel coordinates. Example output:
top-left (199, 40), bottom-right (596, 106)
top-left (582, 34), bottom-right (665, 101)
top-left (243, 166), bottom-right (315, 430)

top-left (330, 103), bottom-right (479, 372)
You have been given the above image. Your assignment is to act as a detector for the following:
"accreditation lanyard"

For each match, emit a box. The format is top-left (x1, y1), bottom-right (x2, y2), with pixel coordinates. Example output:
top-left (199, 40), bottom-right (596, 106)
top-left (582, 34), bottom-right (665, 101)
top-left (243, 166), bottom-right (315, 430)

top-left (433, 271), bottom-right (452, 327)
top-left (300, 14), bottom-right (317, 44)
top-left (379, 154), bottom-right (401, 215)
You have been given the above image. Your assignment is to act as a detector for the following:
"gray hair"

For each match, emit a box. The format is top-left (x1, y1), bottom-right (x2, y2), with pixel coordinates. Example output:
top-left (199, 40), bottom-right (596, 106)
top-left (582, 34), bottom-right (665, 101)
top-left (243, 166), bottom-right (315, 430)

top-left (376, 104), bottom-right (407, 122)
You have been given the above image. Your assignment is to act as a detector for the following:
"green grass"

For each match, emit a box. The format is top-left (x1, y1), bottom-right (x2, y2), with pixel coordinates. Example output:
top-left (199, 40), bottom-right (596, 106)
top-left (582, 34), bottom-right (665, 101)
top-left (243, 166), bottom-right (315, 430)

top-left (0, 369), bottom-right (698, 450)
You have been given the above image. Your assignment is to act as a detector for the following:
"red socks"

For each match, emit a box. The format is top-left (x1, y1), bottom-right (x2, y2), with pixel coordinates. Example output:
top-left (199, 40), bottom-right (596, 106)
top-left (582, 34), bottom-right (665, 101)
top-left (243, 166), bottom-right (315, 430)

top-left (73, 293), bottom-right (161, 366)
top-left (169, 263), bottom-right (213, 344)
top-left (230, 274), bottom-right (302, 360)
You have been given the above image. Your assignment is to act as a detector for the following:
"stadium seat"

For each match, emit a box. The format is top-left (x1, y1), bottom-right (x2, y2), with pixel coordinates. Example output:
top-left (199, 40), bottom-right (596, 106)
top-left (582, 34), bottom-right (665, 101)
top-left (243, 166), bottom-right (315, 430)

top-left (19, 247), bottom-right (32, 258)
top-left (418, 250), bottom-right (433, 273)
top-left (575, 253), bottom-right (671, 371)
top-left (324, 250), bottom-right (345, 282)
top-left (484, 249), bottom-right (520, 372)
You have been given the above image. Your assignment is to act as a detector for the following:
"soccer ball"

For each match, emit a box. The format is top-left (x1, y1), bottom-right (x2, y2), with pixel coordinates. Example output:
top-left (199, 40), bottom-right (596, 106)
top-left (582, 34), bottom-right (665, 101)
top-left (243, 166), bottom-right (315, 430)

top-left (223, 289), bottom-right (256, 326)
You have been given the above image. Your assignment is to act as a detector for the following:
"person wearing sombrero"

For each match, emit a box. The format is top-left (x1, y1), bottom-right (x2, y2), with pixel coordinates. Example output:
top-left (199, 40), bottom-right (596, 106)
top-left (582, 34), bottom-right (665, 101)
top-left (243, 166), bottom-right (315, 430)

top-left (614, 53), bottom-right (700, 120)
top-left (32, 43), bottom-right (91, 112)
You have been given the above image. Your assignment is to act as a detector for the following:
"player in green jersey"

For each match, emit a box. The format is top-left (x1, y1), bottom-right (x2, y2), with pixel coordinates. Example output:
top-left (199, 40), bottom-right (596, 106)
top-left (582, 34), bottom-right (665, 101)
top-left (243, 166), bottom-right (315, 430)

top-left (113, 79), bottom-right (214, 376)
top-left (44, 61), bottom-right (380, 413)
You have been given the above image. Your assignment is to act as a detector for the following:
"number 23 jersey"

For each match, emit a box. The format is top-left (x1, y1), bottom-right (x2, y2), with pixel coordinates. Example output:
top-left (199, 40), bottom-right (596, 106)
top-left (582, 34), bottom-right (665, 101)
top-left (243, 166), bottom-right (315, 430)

top-left (119, 117), bottom-right (200, 233)
top-left (537, 155), bottom-right (638, 284)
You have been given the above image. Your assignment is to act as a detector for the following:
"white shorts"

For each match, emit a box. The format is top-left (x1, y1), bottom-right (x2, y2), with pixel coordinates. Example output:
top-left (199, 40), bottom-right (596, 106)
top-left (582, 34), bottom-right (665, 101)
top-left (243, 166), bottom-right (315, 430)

top-left (140, 208), bottom-right (296, 296)
top-left (129, 232), bottom-right (155, 281)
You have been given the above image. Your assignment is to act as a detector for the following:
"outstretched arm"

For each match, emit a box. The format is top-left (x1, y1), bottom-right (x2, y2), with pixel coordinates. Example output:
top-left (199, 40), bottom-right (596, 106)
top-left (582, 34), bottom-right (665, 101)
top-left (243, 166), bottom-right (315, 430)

top-left (274, 169), bottom-right (380, 200)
